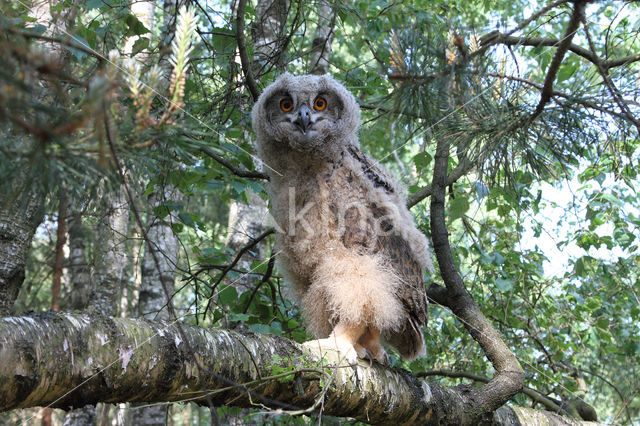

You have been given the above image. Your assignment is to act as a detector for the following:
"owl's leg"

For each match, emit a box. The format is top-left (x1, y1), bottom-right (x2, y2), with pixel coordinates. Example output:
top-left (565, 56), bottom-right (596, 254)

top-left (357, 326), bottom-right (389, 365)
top-left (303, 321), bottom-right (366, 365)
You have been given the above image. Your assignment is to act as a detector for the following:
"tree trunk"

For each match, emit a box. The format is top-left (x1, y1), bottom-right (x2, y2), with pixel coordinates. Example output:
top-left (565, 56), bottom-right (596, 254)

top-left (129, 187), bottom-right (180, 425)
top-left (67, 214), bottom-right (91, 311)
top-left (51, 194), bottom-right (67, 312)
top-left (308, 0), bottom-right (335, 75)
top-left (137, 188), bottom-right (180, 321)
top-left (0, 190), bottom-right (44, 316)
top-left (0, 312), bottom-right (598, 425)
top-left (87, 188), bottom-right (130, 317)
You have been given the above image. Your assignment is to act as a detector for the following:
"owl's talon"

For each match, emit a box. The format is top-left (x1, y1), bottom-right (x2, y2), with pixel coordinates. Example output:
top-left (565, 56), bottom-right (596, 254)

top-left (379, 350), bottom-right (390, 366)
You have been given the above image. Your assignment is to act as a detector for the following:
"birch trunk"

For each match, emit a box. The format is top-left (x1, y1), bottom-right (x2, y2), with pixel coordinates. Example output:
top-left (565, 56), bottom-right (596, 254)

top-left (137, 188), bottom-right (180, 321)
top-left (67, 215), bottom-right (91, 311)
top-left (0, 312), bottom-right (598, 425)
top-left (87, 189), bottom-right (130, 317)
top-left (128, 187), bottom-right (181, 425)
top-left (308, 0), bottom-right (335, 75)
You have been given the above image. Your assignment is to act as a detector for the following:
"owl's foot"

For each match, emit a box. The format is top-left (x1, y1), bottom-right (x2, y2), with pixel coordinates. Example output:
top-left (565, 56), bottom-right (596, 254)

top-left (357, 326), bottom-right (389, 365)
top-left (303, 322), bottom-right (367, 365)
top-left (303, 337), bottom-right (359, 365)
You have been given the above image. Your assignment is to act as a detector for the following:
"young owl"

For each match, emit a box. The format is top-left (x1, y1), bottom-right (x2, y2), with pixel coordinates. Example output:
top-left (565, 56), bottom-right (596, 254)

top-left (252, 73), bottom-right (433, 364)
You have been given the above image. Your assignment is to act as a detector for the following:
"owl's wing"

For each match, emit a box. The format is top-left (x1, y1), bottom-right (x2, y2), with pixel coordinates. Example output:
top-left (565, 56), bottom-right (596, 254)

top-left (376, 233), bottom-right (428, 326)
top-left (342, 146), bottom-right (428, 326)
top-left (347, 146), bottom-right (396, 195)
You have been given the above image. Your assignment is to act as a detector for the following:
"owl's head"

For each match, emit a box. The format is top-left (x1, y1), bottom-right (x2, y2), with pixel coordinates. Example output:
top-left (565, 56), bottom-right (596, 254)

top-left (252, 73), bottom-right (361, 156)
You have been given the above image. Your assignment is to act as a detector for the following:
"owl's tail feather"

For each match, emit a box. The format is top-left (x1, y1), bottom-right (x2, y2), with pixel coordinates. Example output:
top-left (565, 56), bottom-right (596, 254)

top-left (383, 317), bottom-right (426, 360)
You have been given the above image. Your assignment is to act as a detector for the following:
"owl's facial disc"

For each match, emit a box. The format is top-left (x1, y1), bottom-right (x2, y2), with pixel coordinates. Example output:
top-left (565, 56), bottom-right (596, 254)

top-left (265, 89), bottom-right (345, 152)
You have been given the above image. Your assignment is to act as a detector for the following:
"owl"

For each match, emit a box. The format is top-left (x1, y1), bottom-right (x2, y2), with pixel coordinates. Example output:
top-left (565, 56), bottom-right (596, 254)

top-left (252, 73), bottom-right (433, 364)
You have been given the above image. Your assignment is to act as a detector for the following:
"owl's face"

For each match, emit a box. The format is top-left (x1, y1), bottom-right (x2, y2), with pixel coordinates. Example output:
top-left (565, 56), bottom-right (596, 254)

top-left (253, 74), bottom-right (361, 155)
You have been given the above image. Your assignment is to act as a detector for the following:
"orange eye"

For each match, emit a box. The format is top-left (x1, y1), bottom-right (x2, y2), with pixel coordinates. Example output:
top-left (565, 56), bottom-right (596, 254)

top-left (280, 98), bottom-right (293, 112)
top-left (314, 96), bottom-right (327, 111)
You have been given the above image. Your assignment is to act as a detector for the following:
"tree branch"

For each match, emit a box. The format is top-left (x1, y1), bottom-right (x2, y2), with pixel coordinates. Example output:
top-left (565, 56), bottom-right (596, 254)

top-left (200, 147), bottom-right (269, 180)
top-left (531, 0), bottom-right (586, 120)
top-left (430, 132), bottom-right (524, 420)
top-left (0, 312), bottom-right (591, 424)
top-left (485, 72), bottom-right (636, 123)
top-left (406, 156), bottom-right (474, 208)
top-left (418, 370), bottom-right (566, 415)
top-left (481, 33), bottom-right (640, 71)
top-left (581, 17), bottom-right (640, 134)
top-left (236, 0), bottom-right (261, 102)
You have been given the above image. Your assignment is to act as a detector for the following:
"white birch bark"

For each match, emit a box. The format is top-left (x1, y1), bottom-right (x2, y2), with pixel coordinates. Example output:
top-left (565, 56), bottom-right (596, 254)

top-left (137, 187), bottom-right (181, 322)
top-left (0, 312), bottom-right (599, 425)
top-left (87, 188), bottom-right (130, 317)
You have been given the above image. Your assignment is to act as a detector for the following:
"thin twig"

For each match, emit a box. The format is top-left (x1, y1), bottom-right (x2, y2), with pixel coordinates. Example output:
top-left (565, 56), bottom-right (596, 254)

top-left (203, 228), bottom-right (275, 317)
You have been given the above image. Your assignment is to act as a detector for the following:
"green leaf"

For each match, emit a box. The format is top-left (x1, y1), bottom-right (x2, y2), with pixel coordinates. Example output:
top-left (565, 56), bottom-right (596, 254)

top-left (584, 297), bottom-right (601, 311)
top-left (249, 323), bottom-right (271, 334)
top-left (413, 152), bottom-right (432, 170)
top-left (86, 0), bottom-right (108, 9)
top-left (178, 212), bottom-right (195, 226)
top-left (229, 313), bottom-right (250, 322)
top-left (218, 285), bottom-right (238, 305)
top-left (556, 63), bottom-right (576, 84)
top-left (131, 37), bottom-right (149, 56)
top-left (449, 197), bottom-right (470, 221)
top-left (212, 28), bottom-right (236, 55)
top-left (495, 278), bottom-right (514, 292)
top-left (125, 14), bottom-right (150, 36)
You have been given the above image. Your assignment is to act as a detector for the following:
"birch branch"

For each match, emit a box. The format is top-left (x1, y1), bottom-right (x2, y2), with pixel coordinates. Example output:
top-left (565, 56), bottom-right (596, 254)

top-left (0, 313), bottom-right (597, 424)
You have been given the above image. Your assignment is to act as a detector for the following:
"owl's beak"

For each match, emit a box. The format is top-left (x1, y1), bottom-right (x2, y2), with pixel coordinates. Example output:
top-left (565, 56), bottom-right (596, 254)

top-left (294, 104), bottom-right (311, 133)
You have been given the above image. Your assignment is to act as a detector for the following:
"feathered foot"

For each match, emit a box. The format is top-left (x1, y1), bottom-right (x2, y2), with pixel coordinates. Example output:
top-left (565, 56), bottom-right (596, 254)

top-left (303, 322), bottom-right (366, 365)
top-left (357, 326), bottom-right (389, 365)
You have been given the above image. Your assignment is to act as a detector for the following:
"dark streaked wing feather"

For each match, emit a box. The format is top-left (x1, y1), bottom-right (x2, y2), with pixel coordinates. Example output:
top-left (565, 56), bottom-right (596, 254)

top-left (329, 145), bottom-right (428, 358)
top-left (347, 146), bottom-right (395, 195)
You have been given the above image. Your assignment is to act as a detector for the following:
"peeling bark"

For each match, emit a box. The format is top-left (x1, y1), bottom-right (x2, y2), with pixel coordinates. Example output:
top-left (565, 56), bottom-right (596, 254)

top-left (0, 313), bottom-right (598, 425)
